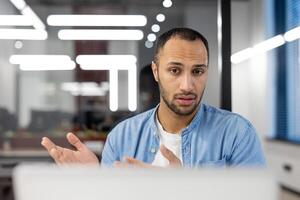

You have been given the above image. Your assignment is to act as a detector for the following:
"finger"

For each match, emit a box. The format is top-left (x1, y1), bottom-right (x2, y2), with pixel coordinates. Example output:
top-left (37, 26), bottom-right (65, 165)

top-left (123, 157), bottom-right (154, 168)
top-left (49, 147), bottom-right (63, 164)
top-left (66, 132), bottom-right (85, 151)
top-left (113, 161), bottom-right (123, 168)
top-left (113, 161), bottom-right (131, 168)
top-left (58, 148), bottom-right (75, 164)
top-left (160, 145), bottom-right (181, 166)
top-left (124, 157), bottom-right (143, 166)
top-left (41, 137), bottom-right (57, 152)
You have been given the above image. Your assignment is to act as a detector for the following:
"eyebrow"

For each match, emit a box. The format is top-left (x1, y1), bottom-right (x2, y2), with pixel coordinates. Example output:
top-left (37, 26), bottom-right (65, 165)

top-left (167, 62), bottom-right (208, 68)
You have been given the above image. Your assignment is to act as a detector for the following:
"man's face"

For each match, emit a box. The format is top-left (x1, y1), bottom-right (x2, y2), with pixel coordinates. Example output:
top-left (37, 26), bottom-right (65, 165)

top-left (152, 37), bottom-right (208, 116)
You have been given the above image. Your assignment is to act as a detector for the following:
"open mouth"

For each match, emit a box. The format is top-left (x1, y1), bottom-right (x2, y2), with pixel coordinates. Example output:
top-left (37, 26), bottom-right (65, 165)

top-left (175, 96), bottom-right (196, 106)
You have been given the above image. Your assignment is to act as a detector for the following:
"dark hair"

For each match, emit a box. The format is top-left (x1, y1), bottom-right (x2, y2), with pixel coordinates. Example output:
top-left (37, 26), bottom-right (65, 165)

top-left (154, 27), bottom-right (209, 64)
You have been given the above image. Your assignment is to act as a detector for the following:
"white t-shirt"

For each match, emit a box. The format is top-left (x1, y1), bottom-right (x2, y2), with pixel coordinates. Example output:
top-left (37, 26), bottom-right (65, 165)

top-left (152, 115), bottom-right (182, 167)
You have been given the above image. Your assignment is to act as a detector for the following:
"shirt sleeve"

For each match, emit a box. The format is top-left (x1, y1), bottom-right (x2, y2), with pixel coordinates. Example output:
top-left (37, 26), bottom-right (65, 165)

top-left (228, 123), bottom-right (266, 167)
top-left (100, 131), bottom-right (119, 167)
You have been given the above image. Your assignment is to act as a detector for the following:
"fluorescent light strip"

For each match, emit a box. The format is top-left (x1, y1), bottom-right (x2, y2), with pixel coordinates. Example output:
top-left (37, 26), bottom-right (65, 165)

top-left (0, 29), bottom-right (47, 40)
top-left (231, 48), bottom-right (254, 64)
top-left (284, 26), bottom-right (300, 42)
top-left (76, 54), bottom-right (137, 111)
top-left (9, 0), bottom-right (26, 10)
top-left (253, 35), bottom-right (285, 53)
top-left (0, 15), bottom-right (33, 26)
top-left (62, 82), bottom-right (97, 91)
top-left (62, 82), bottom-right (107, 96)
top-left (19, 62), bottom-right (75, 71)
top-left (231, 35), bottom-right (286, 64)
top-left (10, 55), bottom-right (75, 71)
top-left (47, 15), bottom-right (147, 27)
top-left (163, 0), bottom-right (173, 8)
top-left (71, 90), bottom-right (106, 96)
top-left (10, 55), bottom-right (72, 64)
top-left (109, 69), bottom-right (118, 112)
top-left (58, 29), bottom-right (143, 40)
top-left (21, 6), bottom-right (45, 30)
top-left (76, 55), bottom-right (137, 69)
top-left (128, 66), bottom-right (137, 111)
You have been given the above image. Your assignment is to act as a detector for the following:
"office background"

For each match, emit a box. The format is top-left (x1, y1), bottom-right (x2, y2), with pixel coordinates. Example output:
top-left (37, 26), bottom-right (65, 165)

top-left (0, 0), bottom-right (299, 199)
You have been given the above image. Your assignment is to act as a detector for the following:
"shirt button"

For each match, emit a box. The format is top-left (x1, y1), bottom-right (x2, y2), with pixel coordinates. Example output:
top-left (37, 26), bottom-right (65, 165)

top-left (150, 148), bottom-right (156, 153)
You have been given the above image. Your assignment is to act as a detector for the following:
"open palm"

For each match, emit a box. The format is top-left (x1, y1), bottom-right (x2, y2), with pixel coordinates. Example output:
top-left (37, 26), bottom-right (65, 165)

top-left (41, 132), bottom-right (99, 166)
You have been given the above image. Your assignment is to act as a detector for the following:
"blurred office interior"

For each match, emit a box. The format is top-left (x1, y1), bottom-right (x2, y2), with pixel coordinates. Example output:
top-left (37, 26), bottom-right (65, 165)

top-left (0, 0), bottom-right (299, 199)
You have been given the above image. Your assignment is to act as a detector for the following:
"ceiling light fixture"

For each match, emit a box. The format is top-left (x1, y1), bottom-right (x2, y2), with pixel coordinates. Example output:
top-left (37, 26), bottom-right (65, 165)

top-left (0, 15), bottom-right (33, 26)
top-left (76, 55), bottom-right (137, 68)
top-left (9, 0), bottom-right (26, 10)
top-left (156, 14), bottom-right (165, 22)
top-left (58, 29), bottom-right (144, 40)
top-left (0, 29), bottom-right (47, 40)
top-left (21, 6), bottom-right (45, 29)
top-left (61, 82), bottom-right (108, 96)
top-left (76, 54), bottom-right (137, 112)
top-left (162, 0), bottom-right (173, 8)
top-left (10, 55), bottom-right (75, 71)
top-left (253, 35), bottom-right (285, 53)
top-left (145, 40), bottom-right (153, 48)
top-left (284, 26), bottom-right (300, 42)
top-left (147, 33), bottom-right (156, 42)
top-left (231, 35), bottom-right (286, 64)
top-left (47, 15), bottom-right (147, 27)
top-left (151, 24), bottom-right (160, 33)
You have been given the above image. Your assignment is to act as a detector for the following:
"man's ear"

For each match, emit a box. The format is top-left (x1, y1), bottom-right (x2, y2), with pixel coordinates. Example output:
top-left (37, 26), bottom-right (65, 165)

top-left (151, 61), bottom-right (159, 82)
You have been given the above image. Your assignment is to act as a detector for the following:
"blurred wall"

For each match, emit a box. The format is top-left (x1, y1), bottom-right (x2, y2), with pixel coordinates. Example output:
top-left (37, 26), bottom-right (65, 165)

top-left (0, 1), bottom-right (17, 113)
top-left (231, 0), bottom-right (267, 141)
top-left (184, 0), bottom-right (220, 108)
top-left (17, 5), bottom-right (75, 127)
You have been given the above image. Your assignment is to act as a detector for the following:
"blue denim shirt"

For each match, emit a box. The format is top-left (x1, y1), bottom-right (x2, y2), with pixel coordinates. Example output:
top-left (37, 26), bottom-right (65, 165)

top-left (101, 104), bottom-right (265, 167)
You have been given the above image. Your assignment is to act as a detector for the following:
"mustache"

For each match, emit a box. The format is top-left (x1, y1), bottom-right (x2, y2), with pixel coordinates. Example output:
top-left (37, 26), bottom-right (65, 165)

top-left (174, 92), bottom-right (197, 99)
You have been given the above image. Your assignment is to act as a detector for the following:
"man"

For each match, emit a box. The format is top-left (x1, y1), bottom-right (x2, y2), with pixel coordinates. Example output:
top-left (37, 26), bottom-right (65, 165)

top-left (41, 27), bottom-right (265, 167)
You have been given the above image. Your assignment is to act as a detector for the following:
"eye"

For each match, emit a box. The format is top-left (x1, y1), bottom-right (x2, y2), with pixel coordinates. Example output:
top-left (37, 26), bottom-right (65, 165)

top-left (169, 67), bottom-right (180, 75)
top-left (192, 68), bottom-right (205, 75)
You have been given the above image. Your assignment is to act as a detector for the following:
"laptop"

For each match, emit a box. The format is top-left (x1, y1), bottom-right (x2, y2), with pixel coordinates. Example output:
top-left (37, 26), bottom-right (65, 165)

top-left (13, 164), bottom-right (279, 200)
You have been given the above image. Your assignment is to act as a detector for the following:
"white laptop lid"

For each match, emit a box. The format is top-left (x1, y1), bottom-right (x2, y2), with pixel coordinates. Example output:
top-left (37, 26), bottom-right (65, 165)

top-left (13, 164), bottom-right (279, 200)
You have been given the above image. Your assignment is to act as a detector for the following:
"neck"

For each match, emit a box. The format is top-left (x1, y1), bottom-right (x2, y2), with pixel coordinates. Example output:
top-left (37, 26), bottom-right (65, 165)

top-left (157, 101), bottom-right (198, 134)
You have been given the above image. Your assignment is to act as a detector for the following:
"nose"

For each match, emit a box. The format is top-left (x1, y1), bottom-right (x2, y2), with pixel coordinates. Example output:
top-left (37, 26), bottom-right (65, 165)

top-left (179, 72), bottom-right (193, 92)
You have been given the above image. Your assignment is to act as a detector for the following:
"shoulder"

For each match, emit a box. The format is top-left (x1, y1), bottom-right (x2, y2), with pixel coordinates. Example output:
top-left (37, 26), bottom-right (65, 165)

top-left (115, 108), bottom-right (155, 129)
top-left (107, 108), bottom-right (156, 139)
top-left (201, 104), bottom-right (253, 128)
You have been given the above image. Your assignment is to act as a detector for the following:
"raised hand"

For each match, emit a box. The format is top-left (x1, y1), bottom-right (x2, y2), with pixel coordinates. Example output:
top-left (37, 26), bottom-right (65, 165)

top-left (113, 144), bottom-right (182, 168)
top-left (41, 132), bottom-right (100, 166)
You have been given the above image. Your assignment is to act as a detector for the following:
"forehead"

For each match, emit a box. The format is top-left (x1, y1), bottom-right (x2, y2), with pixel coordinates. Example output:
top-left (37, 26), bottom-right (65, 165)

top-left (158, 37), bottom-right (208, 64)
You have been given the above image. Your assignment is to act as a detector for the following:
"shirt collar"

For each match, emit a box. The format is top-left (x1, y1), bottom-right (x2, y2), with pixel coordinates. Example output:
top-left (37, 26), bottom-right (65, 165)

top-left (149, 103), bottom-right (203, 136)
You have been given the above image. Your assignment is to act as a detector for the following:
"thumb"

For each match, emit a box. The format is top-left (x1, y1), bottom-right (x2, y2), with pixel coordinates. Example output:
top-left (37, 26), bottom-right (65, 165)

top-left (66, 132), bottom-right (85, 151)
top-left (160, 145), bottom-right (181, 167)
top-left (124, 157), bottom-right (144, 166)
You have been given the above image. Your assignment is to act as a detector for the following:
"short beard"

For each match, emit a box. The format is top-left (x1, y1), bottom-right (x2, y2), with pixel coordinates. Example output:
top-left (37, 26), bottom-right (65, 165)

top-left (158, 77), bottom-right (202, 116)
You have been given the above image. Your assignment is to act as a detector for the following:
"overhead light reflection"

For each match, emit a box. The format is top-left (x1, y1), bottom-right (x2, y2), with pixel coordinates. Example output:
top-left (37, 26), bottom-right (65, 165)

top-left (145, 40), bottom-right (153, 48)
top-left (0, 29), bottom-right (47, 40)
top-left (0, 15), bottom-right (33, 26)
top-left (76, 55), bottom-right (137, 68)
top-left (151, 24), bottom-right (160, 33)
top-left (21, 6), bottom-right (46, 29)
top-left (10, 55), bottom-right (75, 71)
top-left (156, 14), bottom-right (165, 22)
top-left (58, 29), bottom-right (144, 40)
top-left (9, 0), bottom-right (26, 10)
top-left (253, 35), bottom-right (285, 53)
top-left (47, 15), bottom-right (147, 27)
top-left (61, 82), bottom-right (108, 96)
top-left (284, 26), bottom-right (300, 42)
top-left (147, 33), bottom-right (156, 42)
top-left (162, 0), bottom-right (173, 8)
